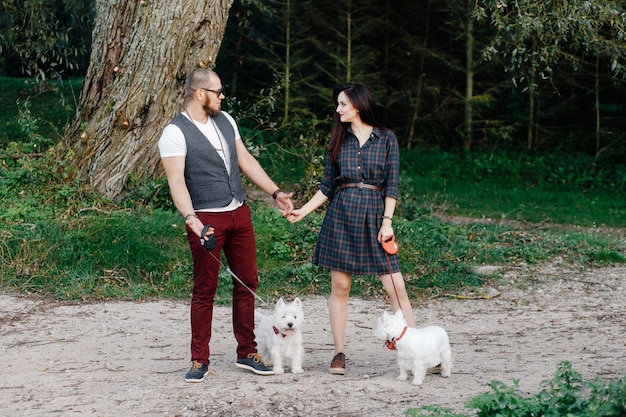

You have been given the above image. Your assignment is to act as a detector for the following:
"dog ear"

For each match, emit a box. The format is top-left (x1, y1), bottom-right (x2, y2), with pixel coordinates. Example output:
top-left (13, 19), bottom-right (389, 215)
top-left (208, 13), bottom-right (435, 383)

top-left (276, 298), bottom-right (285, 308)
top-left (293, 297), bottom-right (302, 306)
top-left (394, 309), bottom-right (405, 319)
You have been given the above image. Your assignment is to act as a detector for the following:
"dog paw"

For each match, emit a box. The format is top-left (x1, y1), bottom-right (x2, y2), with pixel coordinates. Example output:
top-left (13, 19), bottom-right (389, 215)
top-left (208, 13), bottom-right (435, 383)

top-left (273, 367), bottom-right (285, 375)
top-left (397, 374), bottom-right (408, 381)
top-left (291, 367), bottom-right (304, 374)
top-left (412, 379), bottom-right (424, 386)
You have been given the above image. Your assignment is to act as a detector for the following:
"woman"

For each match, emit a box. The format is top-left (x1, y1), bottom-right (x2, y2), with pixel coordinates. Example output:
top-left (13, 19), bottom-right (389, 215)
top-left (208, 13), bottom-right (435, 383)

top-left (286, 82), bottom-right (415, 375)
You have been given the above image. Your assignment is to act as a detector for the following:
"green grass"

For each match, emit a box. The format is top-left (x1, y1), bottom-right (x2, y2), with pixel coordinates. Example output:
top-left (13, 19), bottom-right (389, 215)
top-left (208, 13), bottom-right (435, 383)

top-left (2, 193), bottom-right (623, 302)
top-left (408, 175), bottom-right (623, 227)
top-left (398, 148), bottom-right (625, 228)
top-left (0, 76), bottom-right (624, 302)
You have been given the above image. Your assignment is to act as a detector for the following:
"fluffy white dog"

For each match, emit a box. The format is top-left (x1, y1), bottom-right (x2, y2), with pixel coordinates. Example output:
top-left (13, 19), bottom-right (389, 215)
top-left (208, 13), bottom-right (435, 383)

top-left (256, 297), bottom-right (305, 374)
top-left (374, 309), bottom-right (453, 385)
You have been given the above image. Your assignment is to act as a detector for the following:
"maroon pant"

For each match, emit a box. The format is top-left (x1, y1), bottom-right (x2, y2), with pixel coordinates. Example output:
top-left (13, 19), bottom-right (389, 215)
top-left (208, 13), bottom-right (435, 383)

top-left (186, 203), bottom-right (258, 365)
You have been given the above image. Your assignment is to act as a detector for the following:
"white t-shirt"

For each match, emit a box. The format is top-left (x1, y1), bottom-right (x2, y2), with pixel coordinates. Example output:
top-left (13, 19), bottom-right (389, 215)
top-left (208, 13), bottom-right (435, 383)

top-left (158, 111), bottom-right (244, 212)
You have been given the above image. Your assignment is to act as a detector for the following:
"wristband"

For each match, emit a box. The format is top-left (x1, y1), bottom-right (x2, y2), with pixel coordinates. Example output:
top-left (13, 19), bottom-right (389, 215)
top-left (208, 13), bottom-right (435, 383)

top-left (382, 215), bottom-right (392, 221)
top-left (272, 188), bottom-right (282, 200)
top-left (185, 213), bottom-right (198, 220)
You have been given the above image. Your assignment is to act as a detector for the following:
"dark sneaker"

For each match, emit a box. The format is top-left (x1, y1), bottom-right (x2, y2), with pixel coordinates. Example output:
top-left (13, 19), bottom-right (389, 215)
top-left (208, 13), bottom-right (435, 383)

top-left (329, 352), bottom-right (346, 375)
top-left (185, 360), bottom-right (209, 383)
top-left (235, 353), bottom-right (274, 375)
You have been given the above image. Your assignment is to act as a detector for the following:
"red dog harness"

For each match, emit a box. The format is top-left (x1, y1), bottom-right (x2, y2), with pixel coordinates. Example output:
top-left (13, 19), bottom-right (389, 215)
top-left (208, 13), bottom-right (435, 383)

top-left (273, 326), bottom-right (288, 338)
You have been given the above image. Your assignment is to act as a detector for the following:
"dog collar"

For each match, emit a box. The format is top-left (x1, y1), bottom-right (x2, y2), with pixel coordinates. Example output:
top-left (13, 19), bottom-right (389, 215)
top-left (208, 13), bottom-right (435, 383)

top-left (273, 326), bottom-right (288, 338)
top-left (384, 326), bottom-right (408, 350)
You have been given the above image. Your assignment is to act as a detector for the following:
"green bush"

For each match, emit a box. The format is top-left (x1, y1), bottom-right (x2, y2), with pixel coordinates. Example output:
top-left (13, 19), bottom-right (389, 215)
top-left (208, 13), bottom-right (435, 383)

top-left (407, 361), bottom-right (626, 417)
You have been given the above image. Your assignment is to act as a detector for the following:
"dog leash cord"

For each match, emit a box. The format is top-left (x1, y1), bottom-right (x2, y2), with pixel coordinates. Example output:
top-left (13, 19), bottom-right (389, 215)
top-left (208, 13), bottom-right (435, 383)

top-left (225, 267), bottom-right (267, 305)
top-left (205, 249), bottom-right (267, 305)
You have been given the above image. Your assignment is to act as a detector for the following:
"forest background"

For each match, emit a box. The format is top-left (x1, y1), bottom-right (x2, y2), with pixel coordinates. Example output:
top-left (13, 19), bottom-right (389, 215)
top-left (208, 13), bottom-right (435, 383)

top-left (2, 1), bottom-right (626, 174)
top-left (0, 0), bottom-right (625, 302)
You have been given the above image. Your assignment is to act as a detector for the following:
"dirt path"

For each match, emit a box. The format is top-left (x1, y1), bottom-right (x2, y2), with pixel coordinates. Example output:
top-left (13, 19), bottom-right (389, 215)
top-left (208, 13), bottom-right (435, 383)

top-left (1, 262), bottom-right (624, 416)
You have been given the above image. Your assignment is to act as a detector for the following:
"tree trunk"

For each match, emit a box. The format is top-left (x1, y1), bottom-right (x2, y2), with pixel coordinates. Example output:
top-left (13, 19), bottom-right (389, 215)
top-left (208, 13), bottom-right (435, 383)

top-left (463, 0), bottom-right (474, 153)
top-left (65, 0), bottom-right (233, 199)
top-left (346, 1), bottom-right (352, 82)
top-left (282, 0), bottom-right (291, 126)
top-left (595, 55), bottom-right (601, 155)
top-left (405, 0), bottom-right (431, 150)
top-left (527, 63), bottom-right (536, 150)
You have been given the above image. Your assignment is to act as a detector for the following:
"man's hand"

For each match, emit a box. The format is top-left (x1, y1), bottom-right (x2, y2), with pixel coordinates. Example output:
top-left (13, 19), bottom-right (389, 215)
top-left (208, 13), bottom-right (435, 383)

top-left (275, 191), bottom-right (294, 214)
top-left (185, 215), bottom-right (209, 238)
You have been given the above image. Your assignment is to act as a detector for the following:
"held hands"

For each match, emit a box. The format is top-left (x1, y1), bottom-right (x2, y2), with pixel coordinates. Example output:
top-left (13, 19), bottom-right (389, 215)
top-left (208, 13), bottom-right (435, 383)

top-left (275, 190), bottom-right (294, 214)
top-left (284, 208), bottom-right (307, 223)
top-left (274, 189), bottom-right (306, 222)
top-left (282, 189), bottom-right (328, 224)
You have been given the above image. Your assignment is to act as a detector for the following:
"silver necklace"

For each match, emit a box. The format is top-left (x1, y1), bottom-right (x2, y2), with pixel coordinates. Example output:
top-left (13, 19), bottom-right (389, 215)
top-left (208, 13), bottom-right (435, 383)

top-left (209, 117), bottom-right (226, 154)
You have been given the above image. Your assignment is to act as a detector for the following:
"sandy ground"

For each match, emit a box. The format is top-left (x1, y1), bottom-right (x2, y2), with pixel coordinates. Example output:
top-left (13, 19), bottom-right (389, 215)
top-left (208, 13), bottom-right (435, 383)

top-left (1, 262), bottom-right (624, 417)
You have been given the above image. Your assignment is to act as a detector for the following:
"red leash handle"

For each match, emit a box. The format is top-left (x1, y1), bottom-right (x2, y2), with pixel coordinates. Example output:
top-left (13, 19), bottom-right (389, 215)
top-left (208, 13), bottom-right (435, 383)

top-left (382, 235), bottom-right (398, 255)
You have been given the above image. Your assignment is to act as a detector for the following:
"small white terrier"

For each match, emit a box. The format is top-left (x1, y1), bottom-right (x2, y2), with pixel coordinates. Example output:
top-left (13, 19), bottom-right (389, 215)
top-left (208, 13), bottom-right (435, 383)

top-left (374, 309), bottom-right (453, 385)
top-left (256, 297), bottom-right (305, 374)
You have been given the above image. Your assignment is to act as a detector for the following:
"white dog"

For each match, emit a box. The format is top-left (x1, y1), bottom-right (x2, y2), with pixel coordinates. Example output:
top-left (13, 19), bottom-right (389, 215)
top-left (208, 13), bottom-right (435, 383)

top-left (374, 309), bottom-right (453, 385)
top-left (256, 297), bottom-right (305, 374)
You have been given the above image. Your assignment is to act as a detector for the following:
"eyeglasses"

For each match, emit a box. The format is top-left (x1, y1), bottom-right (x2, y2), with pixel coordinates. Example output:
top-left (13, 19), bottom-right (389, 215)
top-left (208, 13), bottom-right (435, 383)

top-left (196, 87), bottom-right (225, 96)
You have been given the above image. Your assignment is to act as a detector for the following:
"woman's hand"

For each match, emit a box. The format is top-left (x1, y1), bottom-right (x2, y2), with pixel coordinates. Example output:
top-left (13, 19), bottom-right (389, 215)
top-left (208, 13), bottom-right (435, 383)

top-left (285, 208), bottom-right (307, 223)
top-left (282, 189), bottom-right (328, 224)
top-left (378, 224), bottom-right (393, 243)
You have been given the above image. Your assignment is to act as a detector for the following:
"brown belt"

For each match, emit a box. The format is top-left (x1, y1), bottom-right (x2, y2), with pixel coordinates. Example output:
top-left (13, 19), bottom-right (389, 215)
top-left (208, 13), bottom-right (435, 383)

top-left (337, 182), bottom-right (382, 191)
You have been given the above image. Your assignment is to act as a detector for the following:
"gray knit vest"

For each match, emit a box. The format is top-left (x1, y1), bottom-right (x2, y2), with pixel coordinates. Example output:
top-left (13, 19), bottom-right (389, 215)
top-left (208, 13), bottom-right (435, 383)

top-left (170, 112), bottom-right (246, 210)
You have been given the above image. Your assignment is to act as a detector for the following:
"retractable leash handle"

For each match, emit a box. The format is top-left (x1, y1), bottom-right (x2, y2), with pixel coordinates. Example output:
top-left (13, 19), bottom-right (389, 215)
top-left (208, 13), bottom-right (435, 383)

top-left (381, 235), bottom-right (398, 255)
top-left (200, 224), bottom-right (217, 251)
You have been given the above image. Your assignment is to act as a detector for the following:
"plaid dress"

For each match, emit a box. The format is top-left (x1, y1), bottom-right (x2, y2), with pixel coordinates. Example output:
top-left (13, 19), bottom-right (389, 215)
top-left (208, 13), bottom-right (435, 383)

top-left (312, 127), bottom-right (401, 275)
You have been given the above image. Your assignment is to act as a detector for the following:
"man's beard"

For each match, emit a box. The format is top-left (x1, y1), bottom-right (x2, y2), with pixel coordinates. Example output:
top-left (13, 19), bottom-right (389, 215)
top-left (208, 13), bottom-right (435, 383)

top-left (203, 102), bottom-right (221, 117)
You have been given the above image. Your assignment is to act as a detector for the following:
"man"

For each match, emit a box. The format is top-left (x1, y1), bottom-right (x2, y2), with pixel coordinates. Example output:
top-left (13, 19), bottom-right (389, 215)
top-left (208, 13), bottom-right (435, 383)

top-left (158, 68), bottom-right (293, 382)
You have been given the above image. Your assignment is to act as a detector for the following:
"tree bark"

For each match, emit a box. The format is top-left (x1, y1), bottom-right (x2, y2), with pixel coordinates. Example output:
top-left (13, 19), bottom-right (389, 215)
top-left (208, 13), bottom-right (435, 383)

top-left (65, 0), bottom-right (233, 199)
top-left (595, 55), bottom-right (601, 156)
top-left (405, 0), bottom-right (431, 150)
top-left (463, 0), bottom-right (474, 153)
top-left (527, 61), bottom-right (536, 150)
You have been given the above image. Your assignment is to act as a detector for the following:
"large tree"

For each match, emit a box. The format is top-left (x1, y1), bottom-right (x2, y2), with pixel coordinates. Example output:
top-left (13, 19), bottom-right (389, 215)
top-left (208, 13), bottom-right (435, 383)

top-left (65, 0), bottom-right (234, 198)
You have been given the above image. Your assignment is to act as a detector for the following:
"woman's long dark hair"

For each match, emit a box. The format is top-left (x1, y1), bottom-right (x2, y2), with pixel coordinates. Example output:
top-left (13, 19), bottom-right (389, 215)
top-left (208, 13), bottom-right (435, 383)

top-left (328, 82), bottom-right (383, 162)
